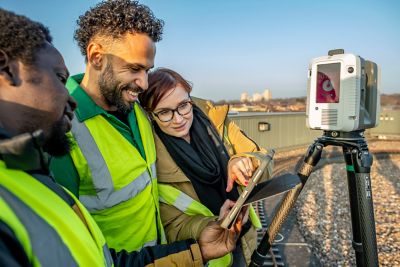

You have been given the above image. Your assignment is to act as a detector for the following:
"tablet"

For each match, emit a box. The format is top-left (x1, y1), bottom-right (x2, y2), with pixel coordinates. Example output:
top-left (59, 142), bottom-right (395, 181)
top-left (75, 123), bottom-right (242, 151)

top-left (221, 171), bottom-right (301, 229)
top-left (221, 151), bottom-right (274, 229)
top-left (244, 173), bottom-right (301, 204)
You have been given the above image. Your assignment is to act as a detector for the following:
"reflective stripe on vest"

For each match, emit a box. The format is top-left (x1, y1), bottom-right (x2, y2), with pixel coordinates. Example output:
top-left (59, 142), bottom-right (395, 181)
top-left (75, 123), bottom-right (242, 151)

top-left (158, 184), bottom-right (261, 229)
top-left (0, 186), bottom-right (77, 266)
top-left (0, 161), bottom-right (111, 266)
top-left (159, 184), bottom-right (233, 266)
top-left (159, 188), bottom-right (213, 217)
top-left (68, 188), bottom-right (114, 267)
top-left (71, 117), bottom-right (158, 211)
top-left (69, 103), bottom-right (166, 252)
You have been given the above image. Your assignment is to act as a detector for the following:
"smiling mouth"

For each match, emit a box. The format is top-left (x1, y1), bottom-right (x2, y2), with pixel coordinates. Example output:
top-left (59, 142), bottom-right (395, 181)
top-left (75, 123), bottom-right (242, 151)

top-left (173, 122), bottom-right (186, 130)
top-left (127, 90), bottom-right (139, 97)
top-left (123, 87), bottom-right (144, 103)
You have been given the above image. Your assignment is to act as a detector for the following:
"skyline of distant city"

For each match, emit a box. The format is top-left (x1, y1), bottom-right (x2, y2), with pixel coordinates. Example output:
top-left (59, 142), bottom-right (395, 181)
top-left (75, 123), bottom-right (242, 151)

top-left (2, 0), bottom-right (399, 101)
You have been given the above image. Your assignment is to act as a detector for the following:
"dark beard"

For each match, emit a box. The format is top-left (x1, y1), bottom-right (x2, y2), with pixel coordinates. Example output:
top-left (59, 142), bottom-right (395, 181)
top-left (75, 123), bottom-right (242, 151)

top-left (42, 118), bottom-right (72, 157)
top-left (98, 61), bottom-right (142, 114)
top-left (13, 101), bottom-right (72, 157)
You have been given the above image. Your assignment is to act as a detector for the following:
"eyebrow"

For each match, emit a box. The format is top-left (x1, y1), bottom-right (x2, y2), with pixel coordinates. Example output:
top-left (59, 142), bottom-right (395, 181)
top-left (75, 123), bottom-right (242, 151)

top-left (154, 98), bottom-right (191, 112)
top-left (125, 63), bottom-right (154, 71)
top-left (54, 67), bottom-right (70, 78)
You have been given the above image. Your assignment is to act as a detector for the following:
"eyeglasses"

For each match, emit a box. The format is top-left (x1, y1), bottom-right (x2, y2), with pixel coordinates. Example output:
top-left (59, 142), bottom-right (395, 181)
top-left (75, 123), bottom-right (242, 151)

top-left (152, 100), bottom-right (193, 122)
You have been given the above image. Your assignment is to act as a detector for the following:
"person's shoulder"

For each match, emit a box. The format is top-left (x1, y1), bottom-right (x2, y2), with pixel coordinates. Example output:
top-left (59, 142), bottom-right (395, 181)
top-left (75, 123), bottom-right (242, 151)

top-left (192, 96), bottom-right (211, 108)
top-left (191, 96), bottom-right (225, 114)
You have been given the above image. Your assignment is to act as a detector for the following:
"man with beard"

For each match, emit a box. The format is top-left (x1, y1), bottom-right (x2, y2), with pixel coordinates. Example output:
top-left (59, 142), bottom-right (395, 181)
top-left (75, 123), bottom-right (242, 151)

top-left (50, 0), bottom-right (180, 254)
top-left (0, 7), bottom-right (242, 267)
top-left (0, 8), bottom-right (111, 266)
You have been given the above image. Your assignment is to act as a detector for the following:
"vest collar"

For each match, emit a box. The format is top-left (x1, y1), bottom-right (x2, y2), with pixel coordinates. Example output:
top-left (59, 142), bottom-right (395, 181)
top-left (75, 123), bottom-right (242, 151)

top-left (0, 129), bottom-right (49, 172)
top-left (66, 74), bottom-right (105, 122)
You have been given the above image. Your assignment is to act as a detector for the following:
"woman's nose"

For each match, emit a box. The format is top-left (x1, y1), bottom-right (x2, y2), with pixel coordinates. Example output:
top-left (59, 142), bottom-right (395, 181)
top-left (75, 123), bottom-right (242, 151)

top-left (172, 111), bottom-right (184, 123)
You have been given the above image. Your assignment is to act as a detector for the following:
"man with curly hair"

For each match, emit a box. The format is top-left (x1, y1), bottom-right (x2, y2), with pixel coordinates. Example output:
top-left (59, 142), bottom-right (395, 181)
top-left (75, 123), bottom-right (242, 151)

top-left (50, 0), bottom-right (166, 253)
top-left (1, 7), bottom-right (242, 267)
top-left (49, 0), bottom-right (242, 260)
top-left (0, 7), bottom-right (112, 266)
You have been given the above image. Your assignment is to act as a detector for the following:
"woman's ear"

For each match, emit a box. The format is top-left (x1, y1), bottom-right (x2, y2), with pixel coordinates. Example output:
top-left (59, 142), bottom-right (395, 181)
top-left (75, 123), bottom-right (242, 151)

top-left (0, 50), bottom-right (18, 86)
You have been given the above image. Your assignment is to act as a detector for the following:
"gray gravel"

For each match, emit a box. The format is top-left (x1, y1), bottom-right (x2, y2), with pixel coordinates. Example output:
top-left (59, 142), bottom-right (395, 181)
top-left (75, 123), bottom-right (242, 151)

top-left (295, 152), bottom-right (400, 266)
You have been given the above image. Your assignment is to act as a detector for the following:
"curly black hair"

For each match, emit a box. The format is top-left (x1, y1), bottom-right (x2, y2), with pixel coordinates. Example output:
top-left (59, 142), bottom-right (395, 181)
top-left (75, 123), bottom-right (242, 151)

top-left (75, 0), bottom-right (164, 57)
top-left (0, 8), bottom-right (52, 65)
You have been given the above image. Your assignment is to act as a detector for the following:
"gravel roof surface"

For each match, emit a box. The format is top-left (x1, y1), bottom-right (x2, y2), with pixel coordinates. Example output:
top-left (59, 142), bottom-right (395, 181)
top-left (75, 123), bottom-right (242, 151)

top-left (295, 152), bottom-right (400, 266)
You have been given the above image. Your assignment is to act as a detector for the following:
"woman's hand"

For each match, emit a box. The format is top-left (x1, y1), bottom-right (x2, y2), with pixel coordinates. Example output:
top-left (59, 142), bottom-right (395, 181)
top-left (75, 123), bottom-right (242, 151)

top-left (226, 157), bottom-right (253, 192)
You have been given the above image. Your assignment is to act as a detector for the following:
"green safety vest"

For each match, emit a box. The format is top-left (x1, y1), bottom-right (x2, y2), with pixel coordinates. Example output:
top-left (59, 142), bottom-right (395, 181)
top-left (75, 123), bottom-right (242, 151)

top-left (69, 103), bottom-right (166, 252)
top-left (0, 160), bottom-right (112, 267)
top-left (158, 183), bottom-right (262, 267)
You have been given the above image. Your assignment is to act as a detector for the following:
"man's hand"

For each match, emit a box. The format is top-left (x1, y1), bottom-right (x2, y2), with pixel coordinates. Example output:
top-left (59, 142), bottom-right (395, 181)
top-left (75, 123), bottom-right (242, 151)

top-left (226, 157), bottom-right (254, 192)
top-left (198, 220), bottom-right (239, 262)
top-left (217, 200), bottom-right (250, 225)
top-left (198, 199), bottom-right (246, 262)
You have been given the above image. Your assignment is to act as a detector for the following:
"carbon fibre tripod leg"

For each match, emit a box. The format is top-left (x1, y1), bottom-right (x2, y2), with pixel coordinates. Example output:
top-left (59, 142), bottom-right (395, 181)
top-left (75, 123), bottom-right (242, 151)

top-left (249, 142), bottom-right (323, 267)
top-left (343, 144), bottom-right (379, 266)
top-left (250, 132), bottom-right (379, 267)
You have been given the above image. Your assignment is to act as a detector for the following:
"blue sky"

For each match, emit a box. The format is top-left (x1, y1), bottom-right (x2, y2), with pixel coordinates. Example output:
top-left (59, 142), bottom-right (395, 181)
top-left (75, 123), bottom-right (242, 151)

top-left (2, 0), bottom-right (399, 101)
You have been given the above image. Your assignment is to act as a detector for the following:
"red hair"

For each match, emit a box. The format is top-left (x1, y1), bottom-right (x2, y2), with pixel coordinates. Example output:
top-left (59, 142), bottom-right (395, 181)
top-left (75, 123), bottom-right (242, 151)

top-left (139, 68), bottom-right (192, 112)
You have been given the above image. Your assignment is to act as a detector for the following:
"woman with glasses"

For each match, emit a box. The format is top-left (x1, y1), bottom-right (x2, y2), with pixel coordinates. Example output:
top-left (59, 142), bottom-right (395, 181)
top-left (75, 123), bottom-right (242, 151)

top-left (139, 68), bottom-right (273, 266)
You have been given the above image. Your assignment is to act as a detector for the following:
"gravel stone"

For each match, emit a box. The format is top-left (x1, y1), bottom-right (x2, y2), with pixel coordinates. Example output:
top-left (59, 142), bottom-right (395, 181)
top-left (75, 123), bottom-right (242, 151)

top-left (293, 143), bottom-right (400, 267)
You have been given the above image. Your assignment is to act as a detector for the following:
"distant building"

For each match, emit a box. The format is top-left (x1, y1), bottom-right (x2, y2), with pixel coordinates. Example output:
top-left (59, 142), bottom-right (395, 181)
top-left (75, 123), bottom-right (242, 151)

top-left (240, 92), bottom-right (251, 102)
top-left (263, 89), bottom-right (272, 101)
top-left (252, 93), bottom-right (263, 102)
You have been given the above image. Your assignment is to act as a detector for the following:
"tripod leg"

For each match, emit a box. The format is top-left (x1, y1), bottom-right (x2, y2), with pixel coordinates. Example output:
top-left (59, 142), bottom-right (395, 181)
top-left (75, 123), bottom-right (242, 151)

top-left (344, 146), bottom-right (379, 267)
top-left (343, 147), bottom-right (365, 266)
top-left (250, 142), bottom-right (323, 267)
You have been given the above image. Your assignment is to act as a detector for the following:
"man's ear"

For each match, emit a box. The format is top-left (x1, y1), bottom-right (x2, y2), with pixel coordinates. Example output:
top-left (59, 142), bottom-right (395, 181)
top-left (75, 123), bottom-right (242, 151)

top-left (86, 42), bottom-right (104, 71)
top-left (0, 49), bottom-right (18, 86)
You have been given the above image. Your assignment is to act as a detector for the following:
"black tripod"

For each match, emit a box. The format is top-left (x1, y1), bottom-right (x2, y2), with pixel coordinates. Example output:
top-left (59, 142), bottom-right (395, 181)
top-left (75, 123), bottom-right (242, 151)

top-left (250, 130), bottom-right (379, 267)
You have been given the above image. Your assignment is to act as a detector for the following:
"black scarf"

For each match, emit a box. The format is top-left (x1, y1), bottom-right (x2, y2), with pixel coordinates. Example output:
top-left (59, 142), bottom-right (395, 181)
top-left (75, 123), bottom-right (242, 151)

top-left (155, 105), bottom-right (239, 215)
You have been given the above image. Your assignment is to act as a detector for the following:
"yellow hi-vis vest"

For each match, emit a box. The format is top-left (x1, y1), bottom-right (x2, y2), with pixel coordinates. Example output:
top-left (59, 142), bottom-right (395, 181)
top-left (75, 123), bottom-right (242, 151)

top-left (69, 103), bottom-right (166, 252)
top-left (158, 183), bottom-right (262, 267)
top-left (0, 160), bottom-right (112, 266)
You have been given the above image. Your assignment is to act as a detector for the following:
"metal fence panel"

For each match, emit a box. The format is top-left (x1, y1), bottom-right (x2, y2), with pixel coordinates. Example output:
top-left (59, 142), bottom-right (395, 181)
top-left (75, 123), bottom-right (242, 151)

top-left (229, 111), bottom-right (399, 150)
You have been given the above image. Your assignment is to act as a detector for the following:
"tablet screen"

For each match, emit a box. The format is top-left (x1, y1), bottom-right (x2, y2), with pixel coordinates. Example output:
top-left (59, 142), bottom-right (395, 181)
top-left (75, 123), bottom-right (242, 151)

top-left (244, 173), bottom-right (302, 205)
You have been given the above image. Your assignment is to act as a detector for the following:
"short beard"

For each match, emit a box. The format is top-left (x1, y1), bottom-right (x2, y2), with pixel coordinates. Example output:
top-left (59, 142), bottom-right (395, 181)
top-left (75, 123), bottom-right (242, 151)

top-left (15, 103), bottom-right (72, 157)
top-left (98, 61), bottom-right (133, 114)
top-left (42, 118), bottom-right (72, 157)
